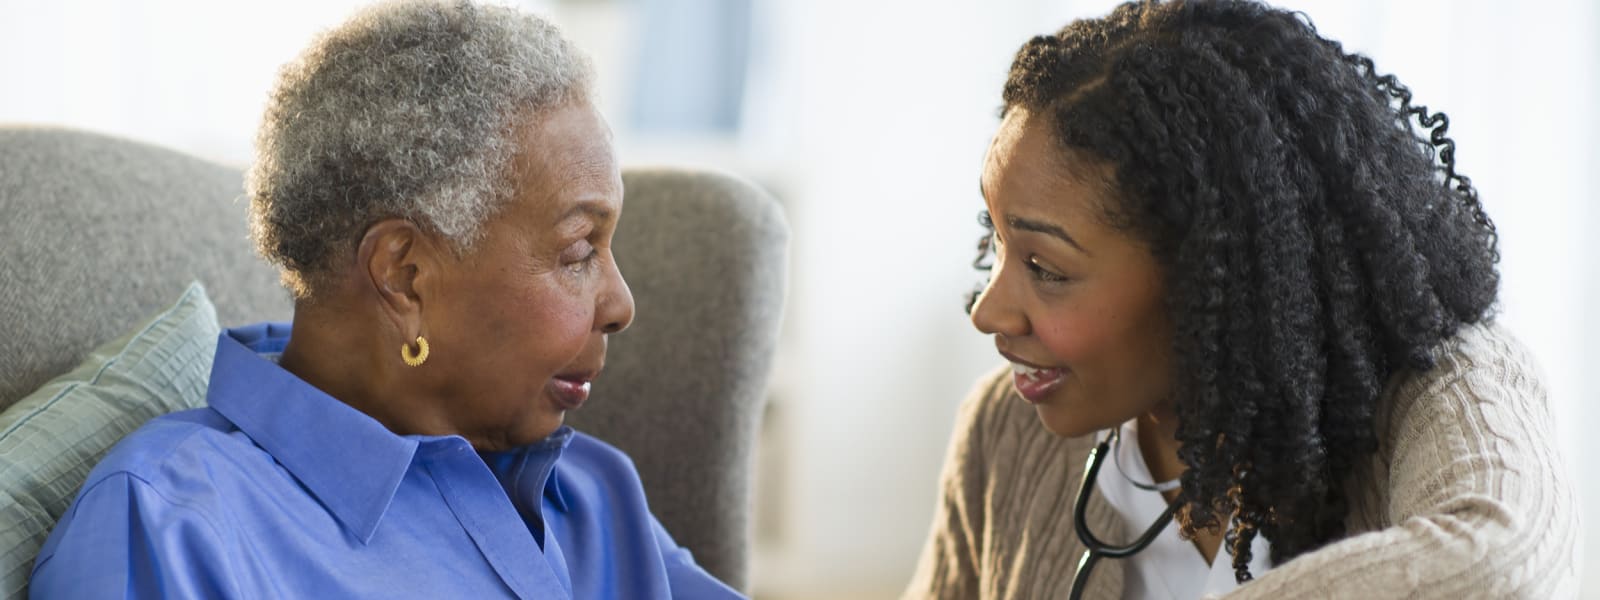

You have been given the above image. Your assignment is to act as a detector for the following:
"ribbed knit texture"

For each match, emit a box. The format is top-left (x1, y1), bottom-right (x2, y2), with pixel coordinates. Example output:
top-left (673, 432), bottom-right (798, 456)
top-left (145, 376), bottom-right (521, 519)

top-left (904, 321), bottom-right (1581, 599)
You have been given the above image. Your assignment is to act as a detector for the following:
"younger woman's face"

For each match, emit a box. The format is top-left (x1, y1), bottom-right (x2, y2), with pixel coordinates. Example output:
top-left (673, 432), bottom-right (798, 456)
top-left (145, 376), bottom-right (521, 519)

top-left (970, 107), bottom-right (1175, 437)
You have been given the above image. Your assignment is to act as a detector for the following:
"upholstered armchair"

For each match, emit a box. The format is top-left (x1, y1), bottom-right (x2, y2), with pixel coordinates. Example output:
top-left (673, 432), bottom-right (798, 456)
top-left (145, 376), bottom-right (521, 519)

top-left (0, 126), bottom-right (787, 597)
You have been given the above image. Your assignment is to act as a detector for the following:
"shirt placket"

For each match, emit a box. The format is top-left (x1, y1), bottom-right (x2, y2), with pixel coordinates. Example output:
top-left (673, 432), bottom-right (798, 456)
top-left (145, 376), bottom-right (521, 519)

top-left (422, 439), bottom-right (569, 600)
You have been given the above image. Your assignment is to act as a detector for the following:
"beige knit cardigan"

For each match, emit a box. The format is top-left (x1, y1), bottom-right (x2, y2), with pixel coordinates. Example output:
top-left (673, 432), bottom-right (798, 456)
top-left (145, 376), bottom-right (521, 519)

top-left (904, 322), bottom-right (1581, 599)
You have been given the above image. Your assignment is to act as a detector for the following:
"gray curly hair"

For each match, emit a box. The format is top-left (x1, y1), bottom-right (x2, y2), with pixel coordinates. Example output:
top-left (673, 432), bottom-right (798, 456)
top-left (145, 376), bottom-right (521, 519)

top-left (247, 0), bottom-right (594, 298)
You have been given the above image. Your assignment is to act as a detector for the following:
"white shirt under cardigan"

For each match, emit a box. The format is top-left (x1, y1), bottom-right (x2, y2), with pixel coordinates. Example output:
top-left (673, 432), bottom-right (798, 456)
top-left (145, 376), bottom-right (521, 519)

top-left (1094, 420), bottom-right (1271, 599)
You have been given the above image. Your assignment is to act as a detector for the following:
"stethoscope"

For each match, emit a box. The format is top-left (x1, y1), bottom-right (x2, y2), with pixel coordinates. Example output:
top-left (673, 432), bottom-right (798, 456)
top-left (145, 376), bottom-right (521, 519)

top-left (1067, 427), bottom-right (1181, 600)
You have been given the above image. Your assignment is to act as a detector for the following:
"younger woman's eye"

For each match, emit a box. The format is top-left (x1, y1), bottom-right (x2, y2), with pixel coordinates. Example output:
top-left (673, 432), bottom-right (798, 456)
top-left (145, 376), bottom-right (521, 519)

top-left (1026, 256), bottom-right (1069, 283)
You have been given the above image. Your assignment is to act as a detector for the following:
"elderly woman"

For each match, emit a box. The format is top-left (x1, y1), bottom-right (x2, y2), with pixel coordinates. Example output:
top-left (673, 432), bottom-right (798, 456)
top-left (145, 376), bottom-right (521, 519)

top-left (906, 1), bottom-right (1579, 599)
top-left (29, 2), bottom-right (740, 598)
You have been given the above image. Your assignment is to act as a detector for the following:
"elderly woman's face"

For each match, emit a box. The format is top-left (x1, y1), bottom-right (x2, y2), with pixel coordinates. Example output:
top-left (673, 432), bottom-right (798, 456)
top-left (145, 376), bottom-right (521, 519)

top-left (424, 100), bottom-right (633, 449)
top-left (970, 107), bottom-right (1174, 438)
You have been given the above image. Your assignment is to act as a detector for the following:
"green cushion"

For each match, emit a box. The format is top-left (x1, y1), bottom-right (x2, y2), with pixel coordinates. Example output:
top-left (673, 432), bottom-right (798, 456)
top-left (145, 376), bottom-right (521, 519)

top-left (0, 282), bottom-right (219, 598)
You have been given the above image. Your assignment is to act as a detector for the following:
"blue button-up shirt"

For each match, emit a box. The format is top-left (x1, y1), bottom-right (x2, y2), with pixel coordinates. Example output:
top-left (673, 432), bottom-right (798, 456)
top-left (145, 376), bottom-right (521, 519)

top-left (30, 323), bottom-right (743, 599)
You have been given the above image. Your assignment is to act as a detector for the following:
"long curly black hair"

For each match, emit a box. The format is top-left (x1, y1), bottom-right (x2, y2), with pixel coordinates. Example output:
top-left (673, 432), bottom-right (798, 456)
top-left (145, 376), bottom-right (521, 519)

top-left (976, 0), bottom-right (1500, 582)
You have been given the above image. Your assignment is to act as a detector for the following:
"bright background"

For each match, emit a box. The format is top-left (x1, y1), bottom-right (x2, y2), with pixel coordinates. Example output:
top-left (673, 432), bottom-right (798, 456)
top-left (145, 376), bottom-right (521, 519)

top-left (2, 1), bottom-right (1594, 598)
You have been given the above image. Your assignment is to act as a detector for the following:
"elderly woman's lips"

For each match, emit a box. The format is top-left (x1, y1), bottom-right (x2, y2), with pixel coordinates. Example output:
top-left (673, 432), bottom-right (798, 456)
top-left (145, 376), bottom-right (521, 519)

top-left (549, 377), bottom-right (591, 410)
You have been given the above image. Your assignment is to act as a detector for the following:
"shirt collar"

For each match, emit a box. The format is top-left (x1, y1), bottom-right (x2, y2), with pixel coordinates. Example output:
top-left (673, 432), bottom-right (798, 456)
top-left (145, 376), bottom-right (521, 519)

top-left (548, 465), bottom-right (570, 513)
top-left (538, 428), bottom-right (574, 513)
top-left (483, 426), bottom-right (575, 514)
top-left (205, 323), bottom-right (418, 544)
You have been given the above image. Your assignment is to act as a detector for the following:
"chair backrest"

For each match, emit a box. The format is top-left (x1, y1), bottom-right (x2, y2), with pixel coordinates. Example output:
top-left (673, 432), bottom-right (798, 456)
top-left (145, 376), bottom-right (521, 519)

top-left (0, 127), bottom-right (293, 405)
top-left (0, 126), bottom-right (786, 592)
top-left (578, 168), bottom-right (787, 591)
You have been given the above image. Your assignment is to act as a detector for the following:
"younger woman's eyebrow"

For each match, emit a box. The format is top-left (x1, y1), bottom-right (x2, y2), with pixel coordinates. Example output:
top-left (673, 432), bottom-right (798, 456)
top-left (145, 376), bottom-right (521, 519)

top-left (980, 177), bottom-right (1090, 255)
top-left (1007, 216), bottom-right (1089, 255)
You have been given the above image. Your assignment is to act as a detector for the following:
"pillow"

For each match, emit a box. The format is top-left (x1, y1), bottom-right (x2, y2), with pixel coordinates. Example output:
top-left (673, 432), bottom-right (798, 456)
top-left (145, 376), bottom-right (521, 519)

top-left (0, 282), bottom-right (219, 599)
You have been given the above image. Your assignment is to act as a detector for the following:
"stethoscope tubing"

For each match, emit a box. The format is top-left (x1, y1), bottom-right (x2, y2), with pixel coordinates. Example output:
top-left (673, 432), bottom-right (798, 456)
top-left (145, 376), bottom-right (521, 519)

top-left (1067, 430), bottom-right (1180, 600)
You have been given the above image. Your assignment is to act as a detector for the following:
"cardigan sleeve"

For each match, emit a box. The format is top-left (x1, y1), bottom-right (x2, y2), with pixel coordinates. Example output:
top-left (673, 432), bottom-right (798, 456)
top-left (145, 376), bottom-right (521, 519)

top-left (1222, 325), bottom-right (1582, 599)
top-left (902, 367), bottom-right (1011, 600)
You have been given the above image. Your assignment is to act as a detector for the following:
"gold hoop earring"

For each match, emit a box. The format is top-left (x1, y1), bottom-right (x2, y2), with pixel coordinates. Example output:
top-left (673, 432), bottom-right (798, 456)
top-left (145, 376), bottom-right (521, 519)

top-left (401, 336), bottom-right (429, 367)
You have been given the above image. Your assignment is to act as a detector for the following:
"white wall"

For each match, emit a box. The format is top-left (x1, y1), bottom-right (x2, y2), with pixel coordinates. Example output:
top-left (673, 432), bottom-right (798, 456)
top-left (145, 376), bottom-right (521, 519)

top-left (0, 0), bottom-right (361, 168)
top-left (2, 1), bottom-right (1594, 597)
top-left (743, 2), bottom-right (1043, 593)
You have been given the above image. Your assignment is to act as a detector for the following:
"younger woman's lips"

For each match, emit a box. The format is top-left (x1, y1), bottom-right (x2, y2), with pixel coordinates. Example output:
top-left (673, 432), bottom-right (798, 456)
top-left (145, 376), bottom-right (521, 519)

top-left (549, 377), bottom-right (592, 410)
top-left (1012, 365), bottom-right (1065, 404)
top-left (998, 350), bottom-right (1066, 404)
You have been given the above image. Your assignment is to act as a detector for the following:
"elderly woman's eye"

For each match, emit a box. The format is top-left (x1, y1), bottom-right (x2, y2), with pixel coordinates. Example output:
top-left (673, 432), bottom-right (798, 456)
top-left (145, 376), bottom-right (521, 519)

top-left (561, 241), bottom-right (598, 266)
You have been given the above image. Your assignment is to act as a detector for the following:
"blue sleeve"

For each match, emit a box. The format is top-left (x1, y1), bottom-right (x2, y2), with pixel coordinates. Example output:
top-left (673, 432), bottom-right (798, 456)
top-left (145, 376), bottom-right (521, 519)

top-left (649, 515), bottom-right (746, 600)
top-left (30, 472), bottom-right (240, 599)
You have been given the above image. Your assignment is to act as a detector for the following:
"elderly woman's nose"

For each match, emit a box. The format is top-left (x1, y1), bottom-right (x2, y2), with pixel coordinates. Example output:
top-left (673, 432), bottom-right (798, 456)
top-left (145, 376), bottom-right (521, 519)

top-left (599, 268), bottom-right (634, 334)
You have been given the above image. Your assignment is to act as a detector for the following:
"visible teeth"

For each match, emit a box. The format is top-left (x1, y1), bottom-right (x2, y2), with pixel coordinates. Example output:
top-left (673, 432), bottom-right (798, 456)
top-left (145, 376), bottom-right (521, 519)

top-left (1011, 362), bottom-right (1043, 377)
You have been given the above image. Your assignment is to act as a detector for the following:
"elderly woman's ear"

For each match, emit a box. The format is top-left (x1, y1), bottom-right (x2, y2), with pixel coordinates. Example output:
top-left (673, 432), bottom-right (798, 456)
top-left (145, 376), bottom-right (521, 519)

top-left (355, 218), bottom-right (438, 341)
